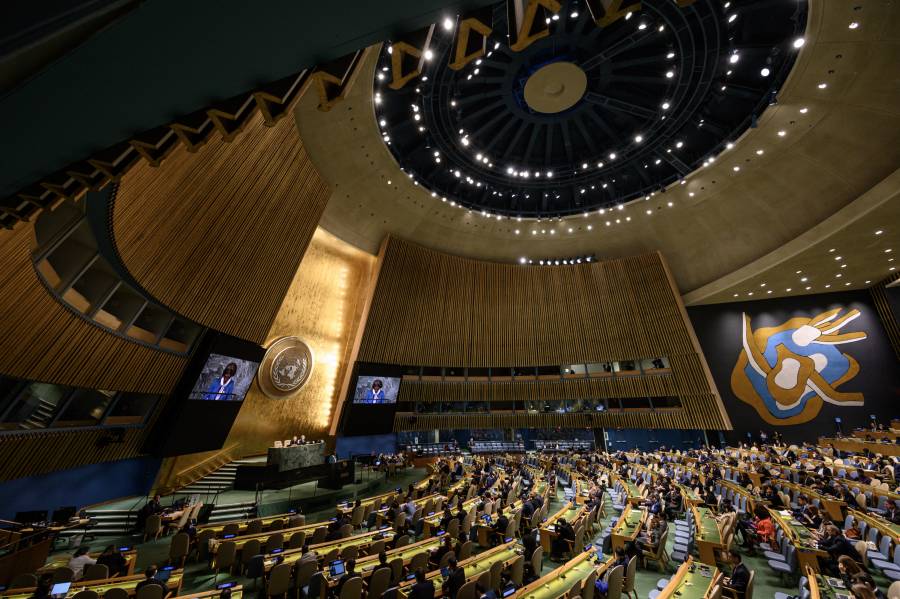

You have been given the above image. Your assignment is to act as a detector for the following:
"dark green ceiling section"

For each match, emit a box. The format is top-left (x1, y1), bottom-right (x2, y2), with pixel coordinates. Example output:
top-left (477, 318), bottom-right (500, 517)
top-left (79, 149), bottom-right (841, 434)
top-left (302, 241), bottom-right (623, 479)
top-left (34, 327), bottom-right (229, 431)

top-left (0, 0), bottom-right (492, 199)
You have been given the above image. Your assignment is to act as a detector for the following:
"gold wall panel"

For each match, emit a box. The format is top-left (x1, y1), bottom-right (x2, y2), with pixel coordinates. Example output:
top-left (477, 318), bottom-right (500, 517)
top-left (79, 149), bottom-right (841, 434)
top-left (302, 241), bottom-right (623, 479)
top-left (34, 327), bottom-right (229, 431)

top-left (154, 228), bottom-right (376, 488)
top-left (113, 110), bottom-right (331, 344)
top-left (0, 222), bottom-right (187, 393)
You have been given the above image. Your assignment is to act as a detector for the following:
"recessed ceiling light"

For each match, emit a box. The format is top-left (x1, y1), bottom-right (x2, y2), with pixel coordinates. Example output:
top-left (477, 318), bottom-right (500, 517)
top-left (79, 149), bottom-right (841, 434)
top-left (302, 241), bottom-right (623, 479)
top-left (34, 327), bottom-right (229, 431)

top-left (835, 256), bottom-right (842, 261)
top-left (825, 284), bottom-right (831, 288)
top-left (760, 283), bottom-right (766, 287)
top-left (424, 49), bottom-right (434, 60)
top-left (443, 17), bottom-right (454, 30)
top-left (836, 274), bottom-right (843, 278)
top-left (515, 229), bottom-right (520, 235)
top-left (666, 70), bottom-right (675, 79)
top-left (760, 67), bottom-right (771, 77)
top-left (570, 10), bottom-right (579, 18)
top-left (756, 149), bottom-right (764, 155)
top-left (609, 152), bottom-right (617, 160)
top-left (865, 280), bottom-right (871, 284)
top-left (646, 209), bottom-right (652, 215)
top-left (734, 293), bottom-right (739, 297)
top-left (767, 290), bottom-right (773, 294)
top-left (793, 37), bottom-right (806, 49)
top-left (886, 248), bottom-right (893, 253)
top-left (666, 52), bottom-right (676, 59)
top-left (634, 135), bottom-right (643, 143)
top-left (805, 286), bottom-right (812, 290)
top-left (799, 107), bottom-right (808, 114)
top-left (818, 82), bottom-right (828, 89)
top-left (729, 53), bottom-right (740, 64)
top-left (728, 14), bottom-right (737, 23)
top-left (676, 141), bottom-right (684, 148)
top-left (662, 102), bottom-right (670, 110)
top-left (733, 166), bottom-right (740, 172)
top-left (726, 142), bottom-right (734, 150)
top-left (519, 257), bottom-right (526, 264)
top-left (638, 23), bottom-right (647, 30)
top-left (777, 130), bottom-right (786, 137)
top-left (801, 277), bottom-right (808, 282)
top-left (848, 22), bottom-right (859, 30)
top-left (875, 229), bottom-right (883, 235)
top-left (587, 225), bottom-right (593, 230)
top-left (786, 288), bottom-right (792, 292)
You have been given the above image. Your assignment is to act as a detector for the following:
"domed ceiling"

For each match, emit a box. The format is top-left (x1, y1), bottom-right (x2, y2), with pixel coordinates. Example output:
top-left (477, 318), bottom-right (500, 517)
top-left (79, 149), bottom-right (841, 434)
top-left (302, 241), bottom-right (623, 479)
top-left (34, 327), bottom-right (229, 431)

top-left (295, 0), bottom-right (900, 301)
top-left (376, 0), bottom-right (807, 217)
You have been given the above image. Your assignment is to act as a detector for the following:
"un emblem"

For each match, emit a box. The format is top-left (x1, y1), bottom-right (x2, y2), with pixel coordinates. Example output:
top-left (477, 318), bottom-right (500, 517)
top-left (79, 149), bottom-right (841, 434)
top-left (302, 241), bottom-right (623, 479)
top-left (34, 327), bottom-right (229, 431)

top-left (731, 308), bottom-right (866, 425)
top-left (259, 336), bottom-right (313, 398)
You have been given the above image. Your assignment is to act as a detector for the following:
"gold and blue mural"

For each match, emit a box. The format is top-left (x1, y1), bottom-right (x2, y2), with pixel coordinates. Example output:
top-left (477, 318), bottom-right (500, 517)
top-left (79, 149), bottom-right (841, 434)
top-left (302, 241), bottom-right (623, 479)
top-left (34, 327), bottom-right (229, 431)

top-left (731, 308), bottom-right (867, 426)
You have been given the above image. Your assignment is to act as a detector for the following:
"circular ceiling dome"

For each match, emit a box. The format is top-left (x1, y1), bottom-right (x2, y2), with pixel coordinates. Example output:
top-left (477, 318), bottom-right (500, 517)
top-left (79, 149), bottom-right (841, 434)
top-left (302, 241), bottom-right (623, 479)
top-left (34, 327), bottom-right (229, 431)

top-left (374, 0), bottom-right (807, 218)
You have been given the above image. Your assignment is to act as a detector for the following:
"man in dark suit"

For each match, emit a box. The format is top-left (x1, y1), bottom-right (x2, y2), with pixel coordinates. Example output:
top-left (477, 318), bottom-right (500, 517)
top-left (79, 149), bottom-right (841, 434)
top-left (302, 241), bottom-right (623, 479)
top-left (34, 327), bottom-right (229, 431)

top-left (492, 509), bottom-right (509, 545)
top-left (443, 557), bottom-right (466, 599)
top-left (409, 569), bottom-right (435, 599)
top-left (135, 566), bottom-right (166, 593)
top-left (334, 559), bottom-right (359, 597)
top-left (723, 551), bottom-right (751, 598)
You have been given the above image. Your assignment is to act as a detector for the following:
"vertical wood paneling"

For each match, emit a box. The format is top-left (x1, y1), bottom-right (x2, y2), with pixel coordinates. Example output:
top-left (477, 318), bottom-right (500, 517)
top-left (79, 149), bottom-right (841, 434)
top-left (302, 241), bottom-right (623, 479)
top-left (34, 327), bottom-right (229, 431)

top-left (871, 277), bottom-right (900, 362)
top-left (0, 223), bottom-right (186, 392)
top-left (113, 111), bottom-right (330, 344)
top-left (356, 237), bottom-right (728, 430)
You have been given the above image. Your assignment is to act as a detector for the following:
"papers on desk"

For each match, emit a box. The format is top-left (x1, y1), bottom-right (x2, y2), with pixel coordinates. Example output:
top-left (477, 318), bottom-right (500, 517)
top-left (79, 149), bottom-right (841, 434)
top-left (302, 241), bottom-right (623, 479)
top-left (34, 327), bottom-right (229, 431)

top-left (826, 577), bottom-right (846, 589)
top-left (778, 510), bottom-right (793, 517)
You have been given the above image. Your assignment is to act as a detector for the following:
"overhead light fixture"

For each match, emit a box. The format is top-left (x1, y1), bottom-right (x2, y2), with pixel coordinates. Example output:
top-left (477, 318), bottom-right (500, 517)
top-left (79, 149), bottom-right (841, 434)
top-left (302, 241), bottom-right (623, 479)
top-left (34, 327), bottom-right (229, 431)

top-left (799, 107), bottom-right (808, 113)
top-left (666, 52), bottom-right (675, 59)
top-left (728, 13), bottom-right (737, 23)
top-left (729, 53), bottom-right (740, 64)
top-left (443, 17), bottom-right (454, 30)
top-left (848, 22), bottom-right (859, 30)
top-left (760, 67), bottom-right (771, 77)
top-left (777, 130), bottom-right (786, 137)
top-left (634, 134), bottom-right (643, 143)
top-left (665, 70), bottom-right (675, 78)
top-left (818, 82), bottom-right (828, 89)
top-left (424, 49), bottom-right (434, 60)
top-left (793, 37), bottom-right (805, 49)
top-left (756, 149), bottom-right (764, 155)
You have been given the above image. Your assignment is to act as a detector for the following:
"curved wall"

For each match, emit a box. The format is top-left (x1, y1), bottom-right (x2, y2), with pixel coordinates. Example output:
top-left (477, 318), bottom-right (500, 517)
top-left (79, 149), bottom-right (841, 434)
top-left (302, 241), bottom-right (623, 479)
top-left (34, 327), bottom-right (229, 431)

top-left (113, 110), bottom-right (330, 344)
top-left (0, 221), bottom-right (186, 393)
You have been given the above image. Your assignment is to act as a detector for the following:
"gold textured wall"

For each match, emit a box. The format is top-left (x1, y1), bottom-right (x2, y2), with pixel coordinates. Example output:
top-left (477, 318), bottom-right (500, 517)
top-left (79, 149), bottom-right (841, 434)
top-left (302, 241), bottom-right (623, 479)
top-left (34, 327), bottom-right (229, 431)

top-left (154, 227), bottom-right (376, 489)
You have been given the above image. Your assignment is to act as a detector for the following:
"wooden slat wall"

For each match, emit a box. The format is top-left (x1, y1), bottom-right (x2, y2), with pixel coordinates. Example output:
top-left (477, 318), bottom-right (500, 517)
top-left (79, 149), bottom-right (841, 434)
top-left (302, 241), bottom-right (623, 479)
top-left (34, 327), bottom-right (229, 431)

top-left (0, 426), bottom-right (155, 481)
top-left (0, 223), bottom-right (187, 393)
top-left (871, 276), bottom-right (900, 362)
top-left (357, 236), bottom-right (729, 430)
top-left (113, 110), bottom-right (330, 344)
top-left (393, 404), bottom-right (722, 431)
top-left (360, 238), bottom-right (704, 366)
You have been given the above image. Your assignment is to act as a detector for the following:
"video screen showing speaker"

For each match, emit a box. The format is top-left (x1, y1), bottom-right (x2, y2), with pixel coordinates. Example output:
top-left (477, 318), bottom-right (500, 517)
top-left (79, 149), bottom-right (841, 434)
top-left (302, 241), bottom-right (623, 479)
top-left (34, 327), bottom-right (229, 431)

top-left (353, 375), bottom-right (401, 404)
top-left (188, 354), bottom-right (259, 401)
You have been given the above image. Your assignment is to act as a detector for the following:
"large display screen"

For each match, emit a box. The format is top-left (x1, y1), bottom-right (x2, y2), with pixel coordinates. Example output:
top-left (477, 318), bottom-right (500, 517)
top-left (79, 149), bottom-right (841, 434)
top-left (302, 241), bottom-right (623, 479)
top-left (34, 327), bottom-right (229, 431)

top-left (353, 375), bottom-right (401, 404)
top-left (188, 353), bottom-right (259, 401)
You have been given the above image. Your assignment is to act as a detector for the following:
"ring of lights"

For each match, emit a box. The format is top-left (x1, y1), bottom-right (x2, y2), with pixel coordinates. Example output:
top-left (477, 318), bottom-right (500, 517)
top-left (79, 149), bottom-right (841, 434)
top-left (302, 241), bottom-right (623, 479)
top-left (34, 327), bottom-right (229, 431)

top-left (374, 0), bottom-right (807, 218)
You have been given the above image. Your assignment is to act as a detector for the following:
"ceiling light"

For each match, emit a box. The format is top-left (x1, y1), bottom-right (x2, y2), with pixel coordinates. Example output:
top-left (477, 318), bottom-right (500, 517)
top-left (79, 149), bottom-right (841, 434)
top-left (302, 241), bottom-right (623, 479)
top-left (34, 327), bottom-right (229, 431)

top-left (625, 11), bottom-right (633, 20)
top-left (767, 290), bottom-right (773, 294)
top-left (726, 142), bottom-right (734, 150)
top-left (729, 53), bottom-right (740, 64)
top-left (661, 101), bottom-right (670, 110)
top-left (848, 22), bottom-right (859, 30)
top-left (379, 119), bottom-right (386, 126)
top-left (443, 17), bottom-right (454, 30)
top-left (582, 162), bottom-right (588, 169)
top-left (887, 248), bottom-right (894, 253)
top-left (634, 135), bottom-right (643, 143)
top-left (658, 25), bottom-right (665, 32)
top-left (801, 277), bottom-right (808, 282)
top-left (377, 73), bottom-right (385, 81)
top-left (756, 149), bottom-right (764, 155)
top-left (665, 70), bottom-right (675, 78)
top-left (676, 141), bottom-right (684, 148)
top-left (546, 171), bottom-right (553, 178)
top-left (570, 10), bottom-right (579, 18)
top-left (818, 82), bottom-right (828, 89)
top-left (587, 225), bottom-right (593, 230)
top-left (793, 37), bottom-right (805, 49)
top-left (646, 209), bottom-right (652, 215)
top-left (786, 288), bottom-right (792, 292)
top-left (835, 256), bottom-right (842, 260)
top-left (734, 293), bottom-right (739, 298)
top-left (799, 107), bottom-right (808, 114)
top-left (875, 229), bottom-right (883, 235)
top-left (387, 45), bottom-right (394, 54)
top-left (638, 23), bottom-right (647, 30)
top-left (806, 286), bottom-right (812, 290)
top-left (666, 52), bottom-right (675, 59)
top-left (760, 67), bottom-right (771, 77)
top-left (728, 14), bottom-right (737, 23)
top-left (733, 166), bottom-right (740, 172)
top-left (609, 152), bottom-right (617, 160)
top-left (777, 130), bottom-right (786, 137)
top-left (796, 270), bottom-right (802, 274)
top-left (424, 49), bottom-right (434, 60)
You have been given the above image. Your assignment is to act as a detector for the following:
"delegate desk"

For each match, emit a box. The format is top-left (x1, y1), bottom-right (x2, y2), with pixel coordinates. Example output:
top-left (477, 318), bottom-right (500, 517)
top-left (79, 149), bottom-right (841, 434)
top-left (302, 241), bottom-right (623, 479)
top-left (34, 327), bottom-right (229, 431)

top-left (0, 571), bottom-right (183, 599)
top-left (610, 504), bottom-right (646, 553)
top-left (656, 558), bottom-right (720, 599)
top-left (515, 549), bottom-right (610, 599)
top-left (197, 512), bottom-right (302, 537)
top-left (540, 502), bottom-right (585, 555)
top-left (769, 509), bottom-right (827, 573)
top-left (806, 566), bottom-right (855, 599)
top-left (821, 437), bottom-right (900, 458)
top-left (176, 588), bottom-right (243, 599)
top-left (350, 534), bottom-right (448, 582)
top-left (39, 548), bottom-right (138, 576)
top-left (396, 541), bottom-right (520, 598)
top-left (268, 441), bottom-right (325, 472)
top-left (691, 506), bottom-right (724, 566)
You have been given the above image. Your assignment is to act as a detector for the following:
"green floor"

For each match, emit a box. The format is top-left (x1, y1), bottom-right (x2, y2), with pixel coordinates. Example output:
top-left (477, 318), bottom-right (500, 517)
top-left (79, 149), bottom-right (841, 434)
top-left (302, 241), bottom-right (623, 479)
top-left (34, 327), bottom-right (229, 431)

top-left (48, 474), bottom-right (893, 598)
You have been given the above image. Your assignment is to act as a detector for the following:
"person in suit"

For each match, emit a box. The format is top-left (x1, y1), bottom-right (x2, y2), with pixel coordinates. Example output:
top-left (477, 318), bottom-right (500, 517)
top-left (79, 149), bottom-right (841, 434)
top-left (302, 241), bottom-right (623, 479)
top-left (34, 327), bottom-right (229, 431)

top-left (409, 569), bottom-right (435, 599)
top-left (135, 566), bottom-right (167, 593)
top-left (97, 545), bottom-right (128, 577)
top-left (442, 557), bottom-right (466, 599)
top-left (722, 551), bottom-right (750, 598)
top-left (203, 362), bottom-right (238, 400)
top-left (550, 518), bottom-right (575, 560)
top-left (334, 560), bottom-right (359, 597)
top-left (522, 528), bottom-right (539, 560)
top-left (492, 509), bottom-right (509, 546)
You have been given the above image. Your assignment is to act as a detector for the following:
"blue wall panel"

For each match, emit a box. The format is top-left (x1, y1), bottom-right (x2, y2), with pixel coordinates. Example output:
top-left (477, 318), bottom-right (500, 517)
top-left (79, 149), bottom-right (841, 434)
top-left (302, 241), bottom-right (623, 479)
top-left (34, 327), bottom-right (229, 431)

top-left (0, 456), bottom-right (160, 520)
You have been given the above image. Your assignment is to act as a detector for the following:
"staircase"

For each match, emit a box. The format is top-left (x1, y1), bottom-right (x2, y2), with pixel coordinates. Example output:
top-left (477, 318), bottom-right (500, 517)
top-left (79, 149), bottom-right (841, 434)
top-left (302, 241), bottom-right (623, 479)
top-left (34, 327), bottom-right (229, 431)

top-left (207, 500), bottom-right (257, 523)
top-left (81, 507), bottom-right (139, 537)
top-left (174, 456), bottom-right (263, 496)
top-left (20, 399), bottom-right (58, 429)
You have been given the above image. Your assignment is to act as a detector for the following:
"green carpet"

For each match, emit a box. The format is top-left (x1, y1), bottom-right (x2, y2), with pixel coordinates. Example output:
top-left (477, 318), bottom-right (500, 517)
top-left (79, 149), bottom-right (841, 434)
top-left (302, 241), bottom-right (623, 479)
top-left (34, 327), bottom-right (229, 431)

top-left (46, 473), bottom-right (893, 598)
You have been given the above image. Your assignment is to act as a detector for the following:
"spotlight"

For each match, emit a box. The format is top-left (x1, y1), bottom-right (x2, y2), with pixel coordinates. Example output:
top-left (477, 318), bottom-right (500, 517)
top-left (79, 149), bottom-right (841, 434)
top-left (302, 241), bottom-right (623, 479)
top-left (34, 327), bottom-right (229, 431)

top-left (443, 17), bottom-right (454, 30)
top-left (793, 37), bottom-right (805, 49)
top-left (760, 67), bottom-right (770, 77)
